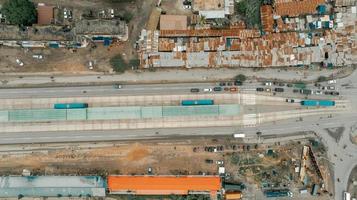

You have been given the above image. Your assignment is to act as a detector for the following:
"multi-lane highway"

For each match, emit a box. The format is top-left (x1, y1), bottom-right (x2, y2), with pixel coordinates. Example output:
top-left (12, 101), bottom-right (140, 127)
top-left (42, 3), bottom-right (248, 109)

top-left (0, 69), bottom-right (356, 200)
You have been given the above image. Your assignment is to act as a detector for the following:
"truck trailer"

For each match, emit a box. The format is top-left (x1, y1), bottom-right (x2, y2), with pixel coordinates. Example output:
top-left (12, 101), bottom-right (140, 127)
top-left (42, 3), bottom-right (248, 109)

top-left (301, 100), bottom-right (335, 107)
top-left (181, 99), bottom-right (214, 106)
top-left (54, 103), bottom-right (88, 109)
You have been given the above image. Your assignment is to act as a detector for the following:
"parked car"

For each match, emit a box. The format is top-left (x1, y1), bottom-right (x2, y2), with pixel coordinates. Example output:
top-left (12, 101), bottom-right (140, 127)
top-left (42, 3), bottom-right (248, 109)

top-left (315, 90), bottom-right (322, 95)
top-left (332, 91), bottom-right (340, 96)
top-left (32, 54), bottom-right (43, 59)
top-left (203, 88), bottom-right (213, 92)
top-left (293, 89), bottom-right (300, 93)
top-left (256, 88), bottom-right (264, 92)
top-left (278, 83), bottom-right (285, 86)
top-left (230, 87), bottom-right (238, 92)
top-left (219, 82), bottom-right (226, 86)
top-left (213, 87), bottom-right (222, 92)
top-left (224, 87), bottom-right (229, 91)
top-left (325, 91), bottom-right (333, 95)
top-left (205, 159), bottom-right (213, 164)
top-left (274, 88), bottom-right (284, 92)
top-left (265, 88), bottom-right (271, 92)
top-left (227, 82), bottom-right (233, 86)
top-left (16, 59), bottom-right (24, 66)
top-left (265, 82), bottom-right (272, 86)
top-left (216, 160), bottom-right (224, 165)
top-left (321, 86), bottom-right (327, 90)
top-left (315, 83), bottom-right (321, 87)
top-left (190, 88), bottom-right (200, 93)
top-left (328, 80), bottom-right (337, 84)
top-left (286, 99), bottom-right (295, 103)
top-left (287, 83), bottom-right (293, 87)
top-left (327, 86), bottom-right (335, 90)
top-left (234, 80), bottom-right (243, 86)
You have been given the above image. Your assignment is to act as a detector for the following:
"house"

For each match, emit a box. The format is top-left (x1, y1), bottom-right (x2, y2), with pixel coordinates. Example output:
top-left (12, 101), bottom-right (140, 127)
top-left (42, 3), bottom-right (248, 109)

top-left (192, 0), bottom-right (234, 19)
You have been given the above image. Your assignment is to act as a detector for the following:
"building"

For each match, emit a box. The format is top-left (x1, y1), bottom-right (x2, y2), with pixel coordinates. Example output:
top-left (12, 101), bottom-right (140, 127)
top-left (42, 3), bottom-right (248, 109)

top-left (37, 4), bottom-right (54, 25)
top-left (74, 19), bottom-right (128, 41)
top-left (107, 176), bottom-right (221, 196)
top-left (274, 0), bottom-right (325, 17)
top-left (192, 0), bottom-right (234, 19)
top-left (0, 176), bottom-right (106, 198)
top-left (160, 15), bottom-right (187, 30)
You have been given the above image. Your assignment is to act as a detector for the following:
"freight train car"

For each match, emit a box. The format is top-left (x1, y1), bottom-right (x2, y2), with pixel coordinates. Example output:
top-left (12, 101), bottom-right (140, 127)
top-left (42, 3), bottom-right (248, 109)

top-left (181, 99), bottom-right (214, 106)
top-left (54, 103), bottom-right (88, 109)
top-left (301, 100), bottom-right (335, 107)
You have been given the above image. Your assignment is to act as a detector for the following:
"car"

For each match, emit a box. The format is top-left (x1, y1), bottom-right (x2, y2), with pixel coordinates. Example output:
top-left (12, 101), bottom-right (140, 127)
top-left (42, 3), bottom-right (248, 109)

top-left (274, 88), bottom-right (284, 92)
top-left (293, 89), bottom-right (300, 93)
top-left (227, 82), bottom-right (233, 86)
top-left (205, 159), bottom-right (213, 164)
top-left (16, 59), bottom-right (24, 66)
top-left (321, 86), bottom-right (327, 90)
top-left (219, 82), bottom-right (226, 86)
top-left (113, 84), bottom-right (122, 89)
top-left (256, 88), bottom-right (264, 92)
top-left (315, 90), bottom-right (322, 95)
top-left (109, 9), bottom-right (114, 18)
top-left (32, 54), bottom-right (43, 59)
top-left (234, 80), bottom-right (243, 86)
top-left (265, 88), bottom-right (271, 92)
top-left (230, 87), bottom-right (238, 92)
top-left (278, 83), bottom-right (285, 86)
top-left (190, 88), bottom-right (200, 93)
top-left (325, 91), bottom-right (333, 95)
top-left (224, 87), bottom-right (229, 91)
top-left (332, 91), bottom-right (340, 96)
top-left (328, 80), bottom-right (337, 84)
top-left (286, 99), bottom-right (295, 103)
top-left (213, 87), bottom-right (222, 92)
top-left (327, 86), bottom-right (335, 90)
top-left (287, 83), bottom-right (293, 87)
top-left (216, 160), bottom-right (224, 165)
top-left (265, 82), bottom-right (272, 86)
top-left (203, 88), bottom-right (213, 92)
top-left (88, 61), bottom-right (94, 70)
top-left (273, 81), bottom-right (278, 85)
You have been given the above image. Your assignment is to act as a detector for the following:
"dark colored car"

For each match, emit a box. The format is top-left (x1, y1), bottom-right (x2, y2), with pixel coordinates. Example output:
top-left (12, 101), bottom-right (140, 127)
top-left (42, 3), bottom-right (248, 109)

top-left (205, 159), bottom-right (213, 164)
top-left (274, 88), bottom-right (284, 92)
top-left (256, 88), bottom-right (264, 92)
top-left (332, 91), bottom-right (340, 96)
top-left (293, 89), bottom-right (300, 93)
top-left (287, 83), bottom-right (293, 87)
top-left (224, 87), bottom-right (230, 91)
top-left (227, 82), bottom-right (233, 86)
top-left (219, 82), bottom-right (226, 86)
top-left (213, 87), bottom-right (222, 92)
top-left (278, 83), bottom-right (285, 86)
top-left (234, 80), bottom-right (243, 86)
top-left (190, 88), bottom-right (200, 93)
top-left (325, 91), bottom-right (333, 95)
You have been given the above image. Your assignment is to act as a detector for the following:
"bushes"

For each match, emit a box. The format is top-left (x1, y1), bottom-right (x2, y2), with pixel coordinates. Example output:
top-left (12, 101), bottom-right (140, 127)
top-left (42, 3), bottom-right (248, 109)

top-left (1, 0), bottom-right (37, 26)
top-left (110, 55), bottom-right (128, 73)
top-left (235, 0), bottom-right (263, 28)
top-left (235, 74), bottom-right (247, 82)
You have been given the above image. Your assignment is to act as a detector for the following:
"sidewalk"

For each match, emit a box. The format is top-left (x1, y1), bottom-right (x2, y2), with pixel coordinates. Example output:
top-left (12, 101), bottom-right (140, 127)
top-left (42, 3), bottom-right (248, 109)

top-left (0, 67), bottom-right (354, 87)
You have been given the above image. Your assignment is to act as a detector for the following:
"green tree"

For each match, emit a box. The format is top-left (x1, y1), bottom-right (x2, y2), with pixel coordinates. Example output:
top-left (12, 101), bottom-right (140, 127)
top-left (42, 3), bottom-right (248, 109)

top-left (1, 0), bottom-right (37, 26)
top-left (110, 55), bottom-right (128, 73)
top-left (317, 75), bottom-right (327, 82)
top-left (235, 74), bottom-right (247, 82)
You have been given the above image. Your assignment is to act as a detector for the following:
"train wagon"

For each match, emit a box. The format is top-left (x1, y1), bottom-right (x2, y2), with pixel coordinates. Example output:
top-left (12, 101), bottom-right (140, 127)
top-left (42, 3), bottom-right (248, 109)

top-left (301, 100), bottom-right (335, 107)
top-left (181, 99), bottom-right (214, 106)
top-left (54, 103), bottom-right (88, 109)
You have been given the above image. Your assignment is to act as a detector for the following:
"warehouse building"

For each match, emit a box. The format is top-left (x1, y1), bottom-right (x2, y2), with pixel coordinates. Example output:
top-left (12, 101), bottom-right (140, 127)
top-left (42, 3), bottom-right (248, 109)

top-left (107, 176), bottom-right (221, 197)
top-left (0, 176), bottom-right (106, 198)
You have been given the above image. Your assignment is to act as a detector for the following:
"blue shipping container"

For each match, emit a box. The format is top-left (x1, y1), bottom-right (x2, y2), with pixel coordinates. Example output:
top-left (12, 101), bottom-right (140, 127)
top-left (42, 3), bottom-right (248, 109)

top-left (301, 100), bottom-right (335, 107)
top-left (264, 190), bottom-right (292, 198)
top-left (181, 99), bottom-right (214, 106)
top-left (54, 103), bottom-right (88, 109)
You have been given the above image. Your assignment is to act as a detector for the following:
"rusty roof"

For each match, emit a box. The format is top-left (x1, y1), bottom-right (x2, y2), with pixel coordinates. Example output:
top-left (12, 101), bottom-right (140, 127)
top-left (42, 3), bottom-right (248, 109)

top-left (260, 5), bottom-right (274, 33)
top-left (37, 5), bottom-right (54, 25)
top-left (193, 0), bottom-right (225, 11)
top-left (160, 28), bottom-right (260, 38)
top-left (274, 0), bottom-right (325, 17)
top-left (160, 15), bottom-right (187, 30)
top-left (107, 176), bottom-right (221, 195)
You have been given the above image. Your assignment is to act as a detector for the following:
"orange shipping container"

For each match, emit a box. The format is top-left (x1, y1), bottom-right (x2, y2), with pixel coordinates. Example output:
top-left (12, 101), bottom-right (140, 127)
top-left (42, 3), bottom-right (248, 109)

top-left (225, 192), bottom-right (242, 200)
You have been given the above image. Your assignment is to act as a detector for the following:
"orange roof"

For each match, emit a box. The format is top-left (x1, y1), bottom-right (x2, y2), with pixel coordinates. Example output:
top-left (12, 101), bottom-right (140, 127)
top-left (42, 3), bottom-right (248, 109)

top-left (37, 5), bottom-right (54, 25)
top-left (274, 0), bottom-right (324, 17)
top-left (260, 5), bottom-right (274, 33)
top-left (107, 176), bottom-right (221, 195)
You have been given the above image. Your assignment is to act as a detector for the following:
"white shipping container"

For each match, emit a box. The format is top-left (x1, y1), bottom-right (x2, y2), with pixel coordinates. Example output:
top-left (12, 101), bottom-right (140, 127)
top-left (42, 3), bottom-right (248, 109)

top-left (233, 134), bottom-right (245, 138)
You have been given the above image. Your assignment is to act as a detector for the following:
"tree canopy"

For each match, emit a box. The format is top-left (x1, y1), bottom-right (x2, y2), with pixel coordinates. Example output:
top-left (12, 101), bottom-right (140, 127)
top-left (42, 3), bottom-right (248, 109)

top-left (1, 0), bottom-right (37, 26)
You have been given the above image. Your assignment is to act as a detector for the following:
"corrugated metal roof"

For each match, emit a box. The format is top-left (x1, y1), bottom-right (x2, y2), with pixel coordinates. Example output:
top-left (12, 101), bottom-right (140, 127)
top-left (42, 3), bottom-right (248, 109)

top-left (274, 0), bottom-right (325, 17)
top-left (107, 176), bottom-right (221, 195)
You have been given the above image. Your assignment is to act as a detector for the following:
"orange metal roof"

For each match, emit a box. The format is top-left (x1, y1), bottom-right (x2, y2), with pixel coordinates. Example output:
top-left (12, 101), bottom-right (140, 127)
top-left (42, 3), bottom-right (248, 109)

top-left (260, 5), bottom-right (274, 33)
top-left (37, 5), bottom-right (54, 25)
top-left (107, 176), bottom-right (221, 195)
top-left (274, 0), bottom-right (324, 17)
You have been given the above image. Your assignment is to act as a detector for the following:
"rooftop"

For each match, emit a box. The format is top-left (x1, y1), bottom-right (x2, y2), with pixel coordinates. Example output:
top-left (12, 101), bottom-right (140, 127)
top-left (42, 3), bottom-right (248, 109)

top-left (160, 15), bottom-right (187, 30)
top-left (74, 19), bottom-right (127, 36)
top-left (107, 176), bottom-right (221, 195)
top-left (274, 0), bottom-right (325, 17)
top-left (37, 4), bottom-right (54, 25)
top-left (193, 0), bottom-right (225, 11)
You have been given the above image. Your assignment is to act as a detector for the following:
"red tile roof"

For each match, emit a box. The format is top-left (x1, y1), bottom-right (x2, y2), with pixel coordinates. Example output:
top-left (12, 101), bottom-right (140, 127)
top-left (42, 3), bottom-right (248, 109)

top-left (260, 5), bottom-right (274, 32)
top-left (274, 0), bottom-right (325, 17)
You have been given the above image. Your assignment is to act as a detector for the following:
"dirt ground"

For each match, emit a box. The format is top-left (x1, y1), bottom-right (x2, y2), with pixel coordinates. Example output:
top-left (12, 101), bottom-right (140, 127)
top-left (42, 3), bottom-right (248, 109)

top-left (0, 136), bottom-right (332, 199)
top-left (0, 0), bottom-right (155, 73)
